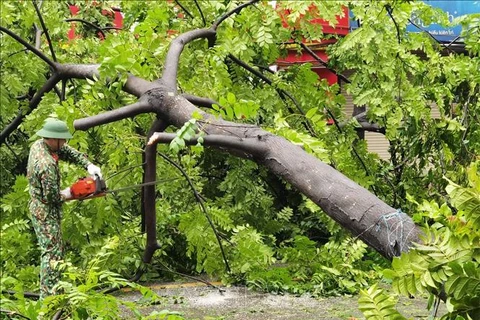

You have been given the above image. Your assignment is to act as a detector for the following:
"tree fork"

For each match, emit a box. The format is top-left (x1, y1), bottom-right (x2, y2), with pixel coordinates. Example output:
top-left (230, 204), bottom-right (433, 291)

top-left (1, 0), bottom-right (424, 264)
top-left (73, 69), bottom-right (423, 260)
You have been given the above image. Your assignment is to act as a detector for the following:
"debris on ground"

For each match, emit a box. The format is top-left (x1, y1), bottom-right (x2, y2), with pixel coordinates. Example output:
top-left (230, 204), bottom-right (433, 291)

top-left (116, 281), bottom-right (444, 320)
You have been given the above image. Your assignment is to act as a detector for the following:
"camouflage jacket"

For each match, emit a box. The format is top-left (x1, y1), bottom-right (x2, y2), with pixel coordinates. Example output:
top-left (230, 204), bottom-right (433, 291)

top-left (27, 139), bottom-right (91, 206)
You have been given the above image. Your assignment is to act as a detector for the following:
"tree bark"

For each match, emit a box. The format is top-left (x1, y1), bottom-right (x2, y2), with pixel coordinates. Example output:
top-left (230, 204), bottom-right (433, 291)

top-left (76, 83), bottom-right (422, 260)
top-left (1, 1), bottom-right (423, 261)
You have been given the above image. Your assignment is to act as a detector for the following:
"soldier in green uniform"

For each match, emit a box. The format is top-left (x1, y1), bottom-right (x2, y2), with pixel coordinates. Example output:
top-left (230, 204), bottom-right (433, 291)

top-left (27, 118), bottom-right (102, 299)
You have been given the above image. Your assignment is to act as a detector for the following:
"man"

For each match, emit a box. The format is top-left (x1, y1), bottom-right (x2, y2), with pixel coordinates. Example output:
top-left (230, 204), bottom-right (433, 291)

top-left (27, 118), bottom-right (102, 299)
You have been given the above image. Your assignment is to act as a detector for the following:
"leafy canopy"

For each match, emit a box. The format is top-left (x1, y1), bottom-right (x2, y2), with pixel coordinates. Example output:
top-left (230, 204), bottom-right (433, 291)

top-left (1, 0), bottom-right (479, 318)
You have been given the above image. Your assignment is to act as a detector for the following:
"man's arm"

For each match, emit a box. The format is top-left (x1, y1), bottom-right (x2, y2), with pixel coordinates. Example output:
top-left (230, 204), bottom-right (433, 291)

top-left (58, 144), bottom-right (102, 179)
top-left (58, 144), bottom-right (91, 169)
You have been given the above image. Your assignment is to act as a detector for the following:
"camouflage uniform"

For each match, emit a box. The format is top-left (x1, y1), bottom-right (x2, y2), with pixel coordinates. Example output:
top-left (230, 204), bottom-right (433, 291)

top-left (27, 139), bottom-right (91, 299)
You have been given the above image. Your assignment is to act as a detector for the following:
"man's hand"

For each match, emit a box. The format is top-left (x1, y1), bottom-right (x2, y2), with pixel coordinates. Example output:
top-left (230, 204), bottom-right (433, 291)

top-left (87, 164), bottom-right (102, 179)
top-left (60, 188), bottom-right (72, 201)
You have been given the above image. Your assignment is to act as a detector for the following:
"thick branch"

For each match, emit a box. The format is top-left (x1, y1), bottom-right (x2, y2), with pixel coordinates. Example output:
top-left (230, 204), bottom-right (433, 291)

top-left (74, 100), bottom-right (155, 130)
top-left (162, 28), bottom-right (216, 89)
top-left (135, 91), bottom-right (422, 259)
top-left (180, 94), bottom-right (218, 108)
top-left (162, 0), bottom-right (260, 87)
top-left (67, 74), bottom-right (421, 259)
top-left (0, 74), bottom-right (61, 144)
top-left (339, 111), bottom-right (386, 134)
top-left (148, 132), bottom-right (265, 158)
top-left (142, 119), bottom-right (167, 263)
top-left (0, 26), bottom-right (56, 69)
top-left (54, 63), bottom-right (100, 79)
top-left (54, 63), bottom-right (154, 97)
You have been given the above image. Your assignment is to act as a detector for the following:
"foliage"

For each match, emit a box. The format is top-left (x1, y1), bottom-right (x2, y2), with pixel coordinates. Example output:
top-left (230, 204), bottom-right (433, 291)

top-left (247, 235), bottom-right (380, 296)
top-left (1, 176), bottom-right (39, 286)
top-left (359, 284), bottom-right (407, 320)
top-left (360, 161), bottom-right (480, 320)
top-left (331, 1), bottom-right (480, 208)
top-left (0, 0), bottom-right (479, 318)
top-left (0, 239), bottom-right (182, 319)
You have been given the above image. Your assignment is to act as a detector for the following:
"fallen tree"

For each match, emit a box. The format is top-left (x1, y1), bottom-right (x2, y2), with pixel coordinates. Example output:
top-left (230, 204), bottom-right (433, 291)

top-left (0, 1), bottom-right (421, 263)
top-left (3, 2), bottom-right (479, 319)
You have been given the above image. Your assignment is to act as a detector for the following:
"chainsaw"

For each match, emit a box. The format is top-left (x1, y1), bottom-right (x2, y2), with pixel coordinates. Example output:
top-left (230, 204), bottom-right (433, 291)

top-left (68, 175), bottom-right (107, 200)
top-left (66, 175), bottom-right (178, 201)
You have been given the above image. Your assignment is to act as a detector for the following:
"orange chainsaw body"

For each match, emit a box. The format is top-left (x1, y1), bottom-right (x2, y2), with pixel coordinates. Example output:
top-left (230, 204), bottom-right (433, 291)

top-left (69, 176), bottom-right (107, 200)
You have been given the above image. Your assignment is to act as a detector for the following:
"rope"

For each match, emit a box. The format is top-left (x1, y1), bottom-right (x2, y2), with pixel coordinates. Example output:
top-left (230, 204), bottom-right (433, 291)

top-left (375, 209), bottom-right (410, 257)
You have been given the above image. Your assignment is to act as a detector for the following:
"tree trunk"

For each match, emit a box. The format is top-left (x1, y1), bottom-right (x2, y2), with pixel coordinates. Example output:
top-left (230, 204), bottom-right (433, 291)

top-left (76, 84), bottom-right (422, 260)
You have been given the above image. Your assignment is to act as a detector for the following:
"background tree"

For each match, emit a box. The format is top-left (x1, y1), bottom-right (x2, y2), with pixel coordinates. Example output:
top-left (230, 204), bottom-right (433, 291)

top-left (1, 0), bottom-right (478, 318)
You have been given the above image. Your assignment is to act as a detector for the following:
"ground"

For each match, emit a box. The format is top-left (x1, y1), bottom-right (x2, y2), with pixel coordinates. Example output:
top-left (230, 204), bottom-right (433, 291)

top-left (116, 281), bottom-right (447, 320)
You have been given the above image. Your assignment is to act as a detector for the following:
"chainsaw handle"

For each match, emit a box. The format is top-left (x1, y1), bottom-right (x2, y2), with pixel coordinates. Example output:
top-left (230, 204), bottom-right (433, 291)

top-left (94, 175), bottom-right (107, 194)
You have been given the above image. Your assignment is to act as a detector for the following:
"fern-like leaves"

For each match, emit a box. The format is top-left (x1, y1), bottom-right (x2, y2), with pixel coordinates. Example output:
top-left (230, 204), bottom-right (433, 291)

top-left (358, 284), bottom-right (407, 320)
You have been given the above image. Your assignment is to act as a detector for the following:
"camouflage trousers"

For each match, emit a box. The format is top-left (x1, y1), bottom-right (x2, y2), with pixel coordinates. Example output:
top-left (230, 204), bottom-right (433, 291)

top-left (29, 199), bottom-right (64, 300)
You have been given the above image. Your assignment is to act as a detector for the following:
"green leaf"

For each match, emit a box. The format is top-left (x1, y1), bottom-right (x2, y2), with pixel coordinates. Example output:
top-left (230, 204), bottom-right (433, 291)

top-left (359, 284), bottom-right (407, 320)
top-left (227, 92), bottom-right (236, 104)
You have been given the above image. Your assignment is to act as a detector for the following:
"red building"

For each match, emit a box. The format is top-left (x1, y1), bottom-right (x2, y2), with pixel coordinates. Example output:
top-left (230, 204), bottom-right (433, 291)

top-left (275, 4), bottom-right (350, 85)
top-left (67, 4), bottom-right (123, 40)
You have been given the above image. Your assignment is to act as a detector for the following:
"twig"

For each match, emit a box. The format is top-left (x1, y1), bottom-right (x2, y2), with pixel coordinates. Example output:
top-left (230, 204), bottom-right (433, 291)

top-left (407, 18), bottom-right (455, 54)
top-left (325, 108), bottom-right (380, 197)
top-left (64, 18), bottom-right (106, 39)
top-left (0, 309), bottom-right (31, 320)
top-left (1, 73), bottom-right (61, 144)
top-left (7, 48), bottom-right (28, 59)
top-left (158, 152), bottom-right (231, 273)
top-left (155, 261), bottom-right (225, 292)
top-left (101, 26), bottom-right (123, 31)
top-left (32, 0), bottom-right (57, 62)
top-left (174, 0), bottom-right (194, 19)
top-left (227, 54), bottom-right (315, 136)
top-left (385, 5), bottom-right (401, 45)
top-left (0, 26), bottom-right (56, 68)
top-left (3, 141), bottom-right (22, 164)
top-left (212, 0), bottom-right (260, 30)
top-left (299, 42), bottom-right (351, 84)
top-left (193, 0), bottom-right (206, 27)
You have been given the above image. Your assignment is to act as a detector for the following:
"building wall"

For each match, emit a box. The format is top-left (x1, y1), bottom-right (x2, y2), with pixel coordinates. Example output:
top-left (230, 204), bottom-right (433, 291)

top-left (341, 84), bottom-right (441, 161)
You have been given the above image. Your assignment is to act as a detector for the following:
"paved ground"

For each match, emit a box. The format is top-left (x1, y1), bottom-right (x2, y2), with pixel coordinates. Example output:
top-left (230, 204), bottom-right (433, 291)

top-left (116, 281), bottom-right (446, 319)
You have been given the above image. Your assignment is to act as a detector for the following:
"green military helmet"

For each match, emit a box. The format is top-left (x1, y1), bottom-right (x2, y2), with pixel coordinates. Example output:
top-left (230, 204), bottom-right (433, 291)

top-left (36, 118), bottom-right (73, 139)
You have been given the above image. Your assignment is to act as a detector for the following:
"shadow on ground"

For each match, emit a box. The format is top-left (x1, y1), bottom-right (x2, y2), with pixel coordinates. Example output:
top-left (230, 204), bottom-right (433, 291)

top-left (116, 282), bottom-right (446, 320)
